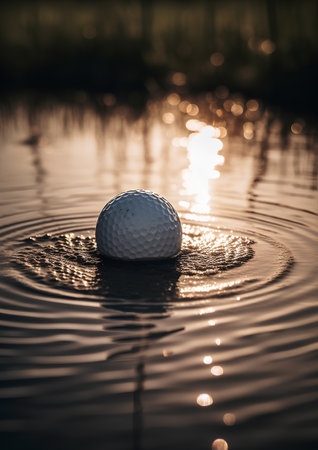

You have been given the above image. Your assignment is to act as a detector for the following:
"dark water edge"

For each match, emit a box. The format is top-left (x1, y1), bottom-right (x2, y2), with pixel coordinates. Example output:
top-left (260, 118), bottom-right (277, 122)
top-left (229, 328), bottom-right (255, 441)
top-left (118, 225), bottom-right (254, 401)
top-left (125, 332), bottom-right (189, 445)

top-left (0, 0), bottom-right (318, 114)
top-left (1, 88), bottom-right (318, 144)
top-left (1, 435), bottom-right (318, 450)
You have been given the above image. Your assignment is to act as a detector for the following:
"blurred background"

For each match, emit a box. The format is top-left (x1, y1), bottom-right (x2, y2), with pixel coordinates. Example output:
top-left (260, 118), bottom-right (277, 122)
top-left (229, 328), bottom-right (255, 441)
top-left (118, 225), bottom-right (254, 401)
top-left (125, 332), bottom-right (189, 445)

top-left (1, 3), bottom-right (318, 450)
top-left (0, 0), bottom-right (317, 115)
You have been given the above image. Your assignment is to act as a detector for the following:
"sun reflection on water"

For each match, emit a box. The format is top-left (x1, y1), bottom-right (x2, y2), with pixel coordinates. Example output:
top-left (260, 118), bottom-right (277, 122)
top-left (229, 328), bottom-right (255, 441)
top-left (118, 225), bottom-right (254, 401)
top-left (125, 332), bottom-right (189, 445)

top-left (181, 126), bottom-right (224, 214)
top-left (211, 439), bottom-right (229, 450)
top-left (195, 302), bottom-right (229, 449)
top-left (203, 355), bottom-right (213, 365)
top-left (2, 80), bottom-right (318, 450)
top-left (223, 413), bottom-right (236, 426)
top-left (197, 393), bottom-right (213, 407)
top-left (211, 365), bottom-right (224, 376)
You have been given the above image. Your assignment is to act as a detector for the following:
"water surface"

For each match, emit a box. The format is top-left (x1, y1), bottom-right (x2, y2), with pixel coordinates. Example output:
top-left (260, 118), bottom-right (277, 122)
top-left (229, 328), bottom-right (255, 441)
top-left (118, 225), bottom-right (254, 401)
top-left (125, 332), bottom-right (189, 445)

top-left (0, 93), bottom-right (317, 449)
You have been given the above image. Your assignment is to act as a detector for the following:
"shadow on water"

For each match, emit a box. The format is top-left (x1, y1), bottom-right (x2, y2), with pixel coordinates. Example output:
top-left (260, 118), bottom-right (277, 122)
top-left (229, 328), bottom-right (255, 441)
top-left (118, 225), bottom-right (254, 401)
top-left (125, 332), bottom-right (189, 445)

top-left (98, 257), bottom-right (180, 302)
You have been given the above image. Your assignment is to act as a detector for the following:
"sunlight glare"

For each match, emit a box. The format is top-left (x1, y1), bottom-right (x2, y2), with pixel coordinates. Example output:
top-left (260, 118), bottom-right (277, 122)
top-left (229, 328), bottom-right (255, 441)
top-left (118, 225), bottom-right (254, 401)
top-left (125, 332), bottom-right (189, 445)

top-left (197, 393), bottom-right (213, 407)
top-left (186, 103), bottom-right (200, 116)
top-left (167, 93), bottom-right (180, 106)
top-left (260, 39), bottom-right (276, 54)
top-left (182, 127), bottom-right (224, 213)
top-left (212, 439), bottom-right (229, 450)
top-left (291, 121), bottom-right (304, 134)
top-left (162, 112), bottom-right (175, 124)
top-left (203, 355), bottom-right (213, 365)
top-left (211, 365), bottom-right (224, 376)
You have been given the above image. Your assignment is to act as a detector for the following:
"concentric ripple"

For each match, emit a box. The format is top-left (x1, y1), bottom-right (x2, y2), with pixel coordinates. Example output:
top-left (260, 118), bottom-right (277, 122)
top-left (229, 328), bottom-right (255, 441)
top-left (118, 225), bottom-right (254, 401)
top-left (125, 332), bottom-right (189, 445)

top-left (1, 98), bottom-right (317, 450)
top-left (9, 218), bottom-right (293, 301)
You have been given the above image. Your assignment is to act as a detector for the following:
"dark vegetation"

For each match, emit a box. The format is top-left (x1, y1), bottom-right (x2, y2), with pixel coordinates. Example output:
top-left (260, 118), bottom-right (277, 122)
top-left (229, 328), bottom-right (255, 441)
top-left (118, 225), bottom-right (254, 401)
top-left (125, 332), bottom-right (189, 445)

top-left (0, 0), bottom-right (317, 114)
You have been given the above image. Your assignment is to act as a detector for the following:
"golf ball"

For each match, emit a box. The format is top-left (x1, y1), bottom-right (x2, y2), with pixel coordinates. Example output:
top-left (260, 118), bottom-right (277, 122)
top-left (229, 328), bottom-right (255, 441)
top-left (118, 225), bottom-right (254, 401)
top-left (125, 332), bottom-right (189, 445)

top-left (96, 190), bottom-right (182, 260)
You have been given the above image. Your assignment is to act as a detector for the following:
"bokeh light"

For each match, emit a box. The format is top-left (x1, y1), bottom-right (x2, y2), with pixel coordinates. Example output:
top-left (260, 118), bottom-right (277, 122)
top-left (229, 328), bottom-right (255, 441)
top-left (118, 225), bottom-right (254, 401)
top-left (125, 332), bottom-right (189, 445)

top-left (211, 365), bottom-right (224, 376)
top-left (197, 393), bottom-right (213, 407)
top-left (210, 52), bottom-right (225, 67)
top-left (182, 126), bottom-right (224, 213)
top-left (211, 438), bottom-right (229, 450)
top-left (203, 355), bottom-right (213, 365)
top-left (172, 72), bottom-right (187, 86)
top-left (260, 39), bottom-right (276, 54)
top-left (223, 413), bottom-right (236, 426)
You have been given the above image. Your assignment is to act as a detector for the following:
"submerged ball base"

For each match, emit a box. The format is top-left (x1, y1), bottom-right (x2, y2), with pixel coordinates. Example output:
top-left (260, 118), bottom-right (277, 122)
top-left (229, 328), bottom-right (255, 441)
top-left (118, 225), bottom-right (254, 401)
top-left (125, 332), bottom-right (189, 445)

top-left (96, 190), bottom-right (182, 261)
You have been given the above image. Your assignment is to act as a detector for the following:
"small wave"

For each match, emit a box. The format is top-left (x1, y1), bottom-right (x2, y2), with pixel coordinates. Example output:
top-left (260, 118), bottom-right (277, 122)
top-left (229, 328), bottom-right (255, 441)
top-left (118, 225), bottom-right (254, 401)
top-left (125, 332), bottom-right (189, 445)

top-left (12, 223), bottom-right (255, 300)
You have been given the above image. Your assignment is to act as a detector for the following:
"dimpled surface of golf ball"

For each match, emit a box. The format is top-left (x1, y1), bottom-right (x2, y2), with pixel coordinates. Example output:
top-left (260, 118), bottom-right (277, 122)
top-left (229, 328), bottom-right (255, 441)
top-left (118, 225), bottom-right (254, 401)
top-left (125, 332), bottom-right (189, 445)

top-left (96, 190), bottom-right (182, 260)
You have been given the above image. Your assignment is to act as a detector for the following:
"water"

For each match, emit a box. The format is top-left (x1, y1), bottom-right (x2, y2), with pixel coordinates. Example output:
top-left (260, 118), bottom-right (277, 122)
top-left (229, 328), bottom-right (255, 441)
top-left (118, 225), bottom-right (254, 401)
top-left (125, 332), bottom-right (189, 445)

top-left (0, 93), bottom-right (317, 450)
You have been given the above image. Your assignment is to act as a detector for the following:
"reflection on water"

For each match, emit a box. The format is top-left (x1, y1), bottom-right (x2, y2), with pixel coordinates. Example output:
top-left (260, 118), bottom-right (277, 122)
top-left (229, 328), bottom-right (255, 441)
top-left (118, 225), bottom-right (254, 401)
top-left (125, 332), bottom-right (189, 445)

top-left (0, 92), bottom-right (318, 450)
top-left (182, 125), bottom-right (224, 214)
top-left (13, 224), bottom-right (255, 299)
top-left (223, 413), bottom-right (236, 427)
top-left (197, 393), bottom-right (213, 407)
top-left (212, 439), bottom-right (229, 450)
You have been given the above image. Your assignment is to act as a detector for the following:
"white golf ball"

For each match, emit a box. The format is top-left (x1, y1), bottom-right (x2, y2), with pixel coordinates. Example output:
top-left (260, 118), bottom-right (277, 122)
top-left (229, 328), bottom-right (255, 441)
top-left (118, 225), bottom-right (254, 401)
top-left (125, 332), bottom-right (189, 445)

top-left (96, 190), bottom-right (182, 260)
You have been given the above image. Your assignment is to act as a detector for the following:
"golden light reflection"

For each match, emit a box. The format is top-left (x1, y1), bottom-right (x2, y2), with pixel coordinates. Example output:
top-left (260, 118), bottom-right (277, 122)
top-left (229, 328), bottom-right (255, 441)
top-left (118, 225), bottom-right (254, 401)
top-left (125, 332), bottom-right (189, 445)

top-left (211, 438), bottom-right (229, 450)
top-left (246, 99), bottom-right (259, 111)
top-left (223, 99), bottom-right (233, 112)
top-left (172, 137), bottom-right (188, 148)
top-left (167, 92), bottom-right (180, 106)
top-left (291, 121), bottom-right (304, 134)
top-left (186, 103), bottom-right (200, 116)
top-left (217, 127), bottom-right (227, 138)
top-left (179, 279), bottom-right (243, 296)
top-left (211, 365), bottom-right (224, 376)
top-left (18, 234), bottom-right (99, 291)
top-left (178, 200), bottom-right (190, 208)
top-left (243, 121), bottom-right (254, 140)
top-left (260, 39), bottom-right (276, 54)
top-left (186, 119), bottom-right (206, 131)
top-left (199, 307), bottom-right (215, 315)
top-left (208, 320), bottom-right (216, 326)
top-left (182, 213), bottom-right (216, 222)
top-left (223, 413), bottom-right (236, 426)
top-left (182, 126), bottom-right (224, 213)
top-left (162, 112), bottom-right (175, 124)
top-left (203, 355), bottom-right (213, 365)
top-left (231, 103), bottom-right (244, 116)
top-left (197, 393), bottom-right (213, 407)
top-left (216, 338), bottom-right (221, 346)
top-left (179, 100), bottom-right (190, 113)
